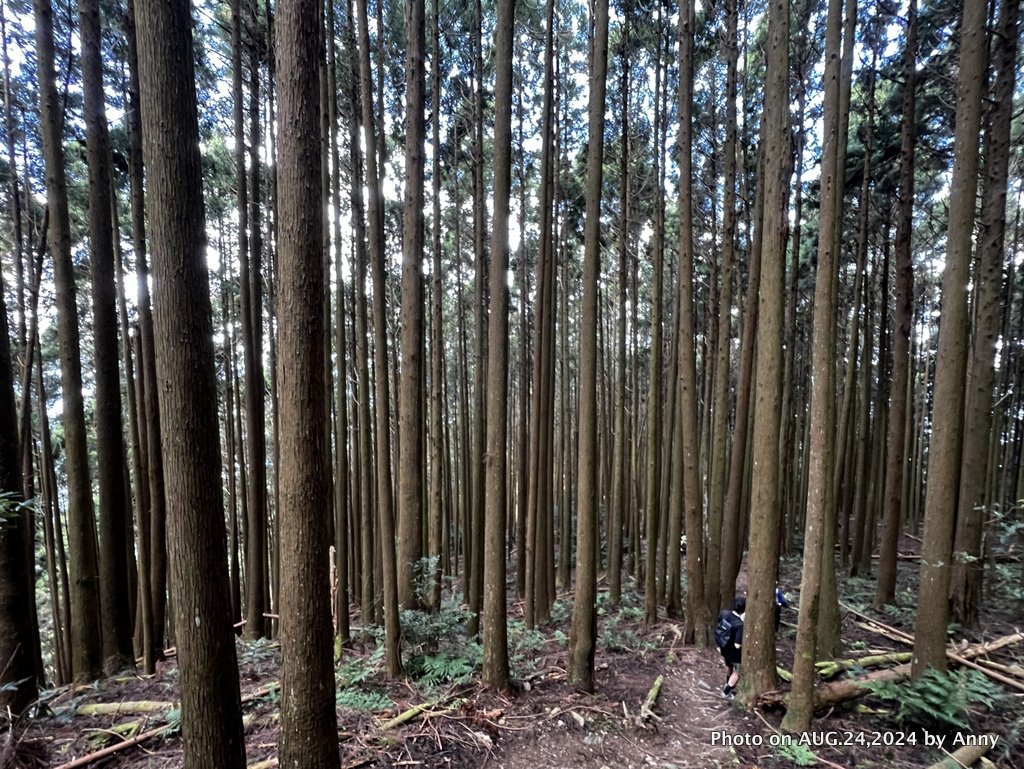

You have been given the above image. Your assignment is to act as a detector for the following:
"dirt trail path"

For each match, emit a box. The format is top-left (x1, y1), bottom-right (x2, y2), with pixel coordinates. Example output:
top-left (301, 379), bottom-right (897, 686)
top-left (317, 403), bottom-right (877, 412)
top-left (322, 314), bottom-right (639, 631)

top-left (491, 646), bottom-right (746, 769)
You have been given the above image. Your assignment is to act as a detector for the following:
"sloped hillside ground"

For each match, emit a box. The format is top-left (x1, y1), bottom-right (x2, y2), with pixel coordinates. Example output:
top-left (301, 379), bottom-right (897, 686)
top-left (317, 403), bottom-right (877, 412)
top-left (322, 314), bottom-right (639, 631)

top-left (10, 546), bottom-right (1024, 769)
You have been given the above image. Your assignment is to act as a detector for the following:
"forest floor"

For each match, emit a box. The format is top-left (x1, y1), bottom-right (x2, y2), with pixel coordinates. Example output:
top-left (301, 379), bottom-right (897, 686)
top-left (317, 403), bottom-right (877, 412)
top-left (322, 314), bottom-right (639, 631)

top-left (10, 534), bottom-right (1024, 769)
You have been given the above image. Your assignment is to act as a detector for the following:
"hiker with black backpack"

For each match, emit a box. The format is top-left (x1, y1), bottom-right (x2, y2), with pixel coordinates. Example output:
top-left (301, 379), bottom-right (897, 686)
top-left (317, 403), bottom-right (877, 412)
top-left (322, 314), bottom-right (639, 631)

top-left (715, 595), bottom-right (745, 699)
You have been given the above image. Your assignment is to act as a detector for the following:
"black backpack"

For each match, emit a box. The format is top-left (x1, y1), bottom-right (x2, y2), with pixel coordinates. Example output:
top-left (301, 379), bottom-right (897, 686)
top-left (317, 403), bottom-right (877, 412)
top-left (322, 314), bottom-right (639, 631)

top-left (715, 611), bottom-right (737, 650)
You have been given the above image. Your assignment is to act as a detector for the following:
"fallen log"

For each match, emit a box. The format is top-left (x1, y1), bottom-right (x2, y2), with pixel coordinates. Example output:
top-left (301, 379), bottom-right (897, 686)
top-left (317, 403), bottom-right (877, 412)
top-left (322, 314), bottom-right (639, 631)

top-left (815, 652), bottom-right (912, 679)
top-left (926, 743), bottom-right (991, 769)
top-left (76, 701), bottom-right (173, 717)
top-left (759, 628), bottom-right (1024, 709)
top-left (759, 662), bottom-right (913, 710)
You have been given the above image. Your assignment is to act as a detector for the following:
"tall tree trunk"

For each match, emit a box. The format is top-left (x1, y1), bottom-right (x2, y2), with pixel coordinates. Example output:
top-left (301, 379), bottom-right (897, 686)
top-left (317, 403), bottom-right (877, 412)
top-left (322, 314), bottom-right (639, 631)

top-left (398, 0), bottom-right (426, 611)
top-left (676, 0), bottom-right (709, 643)
top-left (781, 1), bottom-right (844, 728)
top-left (356, 0), bottom-right (402, 674)
top-left (482, 0), bottom-right (515, 691)
top-left (275, 0), bottom-right (340, 758)
top-left (609, 8), bottom-right (629, 608)
top-left (875, 0), bottom-right (917, 608)
top-left (568, 0), bottom-right (609, 693)
top-left (79, 0), bottom-right (134, 674)
top-left (949, 0), bottom-right (1019, 628)
top-left (134, 0), bottom-right (246, 759)
top-left (708, 0), bottom-right (739, 611)
top-left (33, 0), bottom-right (104, 682)
top-left (912, 0), bottom-right (987, 677)
top-left (737, 0), bottom-right (789, 704)
top-left (0, 235), bottom-right (35, 714)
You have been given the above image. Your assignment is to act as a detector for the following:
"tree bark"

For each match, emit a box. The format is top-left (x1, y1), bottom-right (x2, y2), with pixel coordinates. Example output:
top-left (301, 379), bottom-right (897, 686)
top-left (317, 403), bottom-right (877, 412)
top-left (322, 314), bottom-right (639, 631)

top-left (275, 0), bottom-right (340, 758)
top-left (912, 0), bottom-right (987, 677)
top-left (134, 0), bottom-right (247, 759)
top-left (738, 0), bottom-right (789, 704)
top-left (949, 0), bottom-right (1019, 628)
top-left (482, 0), bottom-right (515, 691)
top-left (568, 0), bottom-right (609, 693)
top-left (33, 0), bottom-right (104, 683)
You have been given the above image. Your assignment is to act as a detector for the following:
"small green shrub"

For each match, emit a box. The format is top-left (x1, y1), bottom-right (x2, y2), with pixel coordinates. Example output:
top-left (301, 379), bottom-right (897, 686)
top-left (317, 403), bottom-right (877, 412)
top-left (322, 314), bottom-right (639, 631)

top-left (859, 669), bottom-right (1004, 731)
top-left (336, 688), bottom-right (394, 712)
top-left (775, 740), bottom-right (818, 767)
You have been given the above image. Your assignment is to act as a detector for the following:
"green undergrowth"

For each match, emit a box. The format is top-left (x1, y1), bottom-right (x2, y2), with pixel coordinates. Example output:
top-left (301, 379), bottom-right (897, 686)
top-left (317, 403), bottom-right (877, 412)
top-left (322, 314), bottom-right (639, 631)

top-left (859, 668), bottom-right (1005, 732)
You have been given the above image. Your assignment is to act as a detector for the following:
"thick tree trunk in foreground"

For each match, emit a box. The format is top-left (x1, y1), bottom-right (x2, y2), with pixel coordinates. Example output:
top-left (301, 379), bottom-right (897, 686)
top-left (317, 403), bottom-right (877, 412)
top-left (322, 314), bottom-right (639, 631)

top-left (912, 0), bottom-right (987, 677)
top-left (134, 0), bottom-right (247, 761)
top-left (275, 0), bottom-right (340, 760)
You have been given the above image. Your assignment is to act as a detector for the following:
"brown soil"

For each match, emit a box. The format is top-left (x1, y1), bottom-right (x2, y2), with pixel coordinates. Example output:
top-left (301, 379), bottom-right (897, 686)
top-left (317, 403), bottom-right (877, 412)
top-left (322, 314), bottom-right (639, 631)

top-left (9, 540), bottom-right (1024, 769)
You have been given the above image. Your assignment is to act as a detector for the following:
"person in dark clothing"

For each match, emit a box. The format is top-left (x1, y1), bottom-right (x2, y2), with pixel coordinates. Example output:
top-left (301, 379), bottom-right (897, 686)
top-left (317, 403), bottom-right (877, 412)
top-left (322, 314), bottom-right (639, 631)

top-left (774, 586), bottom-right (790, 633)
top-left (715, 595), bottom-right (745, 699)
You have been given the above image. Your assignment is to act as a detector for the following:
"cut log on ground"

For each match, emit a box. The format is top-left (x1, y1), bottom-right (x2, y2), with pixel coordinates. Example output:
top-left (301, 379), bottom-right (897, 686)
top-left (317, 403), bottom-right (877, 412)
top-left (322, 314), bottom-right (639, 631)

top-left (638, 674), bottom-right (664, 724)
top-left (75, 701), bottom-right (173, 717)
top-left (926, 743), bottom-right (992, 769)
top-left (815, 652), bottom-right (912, 678)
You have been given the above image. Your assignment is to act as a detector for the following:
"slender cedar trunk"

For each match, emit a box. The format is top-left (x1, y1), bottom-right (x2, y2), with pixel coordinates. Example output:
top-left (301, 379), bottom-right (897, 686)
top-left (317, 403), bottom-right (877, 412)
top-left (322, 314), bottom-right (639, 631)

top-left (275, 0), bottom-right (340, 758)
top-left (779, 0), bottom-right (811, 552)
top-left (719, 148), bottom-right (764, 609)
top-left (912, 0), bottom-right (987, 677)
top-left (1, 3), bottom-right (28, 495)
top-left (850, 263), bottom-right (876, 575)
top-left (467, 0), bottom-right (487, 637)
top-left (116, 203), bottom-right (148, 651)
top-left (134, 0), bottom-right (246, 759)
top-left (398, 0), bottom-right (426, 610)
top-left (525, 0), bottom-right (556, 626)
top-left (609, 11), bottom-right (629, 607)
top-left (569, 0), bottom-right (609, 693)
top-left (815, 0), bottom-right (857, 661)
top-left (848, 46), bottom-right (878, 575)
top-left (876, 0), bottom-right (917, 607)
top-left (233, 0), bottom-right (265, 642)
top-left (79, 0), bottom-right (134, 674)
top-left (0, 237), bottom-right (34, 714)
top-left (249, 16), bottom-right (272, 637)
top-left (482, 0), bottom-right (515, 690)
top-left (676, 0), bottom-right (707, 641)
top-left (14, 218), bottom-right (46, 683)
top-left (642, 6), bottom-right (664, 597)
top-left (427, 0), bottom-right (444, 611)
top-left (356, 0), bottom-right (402, 674)
top-left (738, 0), bottom-right (789, 705)
top-left (948, 0), bottom-right (1018, 628)
top-left (33, 0), bottom-right (104, 682)
top-left (220, 267), bottom-right (242, 625)
top-left (326, 0), bottom-right (350, 641)
top-left (39, 344), bottom-right (72, 683)
top-left (345, 0), bottom-right (375, 631)
top-left (708, 0), bottom-right (739, 608)
top-left (125, 0), bottom-right (163, 666)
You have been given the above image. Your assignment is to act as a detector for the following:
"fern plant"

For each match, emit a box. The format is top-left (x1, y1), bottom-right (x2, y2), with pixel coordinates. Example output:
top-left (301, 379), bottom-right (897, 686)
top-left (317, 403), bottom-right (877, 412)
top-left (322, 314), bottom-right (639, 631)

top-left (336, 688), bottom-right (394, 712)
top-left (860, 669), bottom-right (1003, 731)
